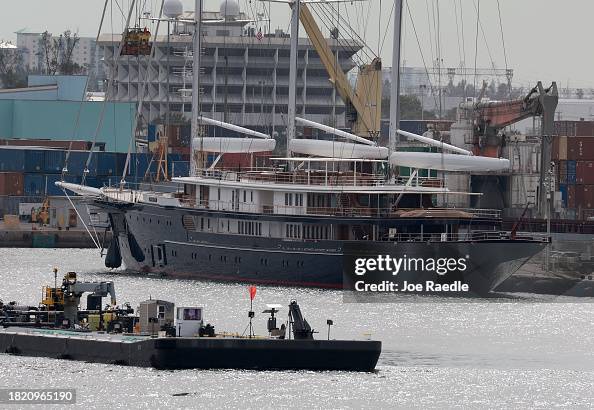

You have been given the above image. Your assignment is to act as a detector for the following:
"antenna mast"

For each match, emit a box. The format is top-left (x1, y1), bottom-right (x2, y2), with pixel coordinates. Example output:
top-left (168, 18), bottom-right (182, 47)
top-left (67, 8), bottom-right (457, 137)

top-left (287, 0), bottom-right (300, 160)
top-left (388, 0), bottom-right (403, 154)
top-left (190, 0), bottom-right (204, 174)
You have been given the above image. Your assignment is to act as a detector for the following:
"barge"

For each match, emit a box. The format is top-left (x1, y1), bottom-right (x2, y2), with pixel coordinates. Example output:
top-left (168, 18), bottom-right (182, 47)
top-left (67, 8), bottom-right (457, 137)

top-left (0, 270), bottom-right (381, 371)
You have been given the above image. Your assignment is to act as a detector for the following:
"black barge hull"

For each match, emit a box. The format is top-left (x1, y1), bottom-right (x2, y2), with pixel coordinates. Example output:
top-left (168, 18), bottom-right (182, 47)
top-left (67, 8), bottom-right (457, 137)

top-left (0, 328), bottom-right (381, 372)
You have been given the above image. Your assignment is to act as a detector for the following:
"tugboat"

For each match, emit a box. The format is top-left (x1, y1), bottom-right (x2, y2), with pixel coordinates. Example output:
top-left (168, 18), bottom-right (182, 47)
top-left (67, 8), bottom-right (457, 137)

top-left (0, 270), bottom-right (381, 371)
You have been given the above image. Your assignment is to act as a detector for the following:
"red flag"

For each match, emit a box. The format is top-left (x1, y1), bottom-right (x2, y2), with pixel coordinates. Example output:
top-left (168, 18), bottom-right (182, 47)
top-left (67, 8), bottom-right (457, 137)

top-left (249, 285), bottom-right (257, 301)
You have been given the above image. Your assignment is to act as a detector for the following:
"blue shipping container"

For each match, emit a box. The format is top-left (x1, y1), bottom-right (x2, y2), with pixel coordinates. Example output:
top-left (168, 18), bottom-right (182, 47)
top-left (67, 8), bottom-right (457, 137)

top-left (0, 148), bottom-right (25, 172)
top-left (24, 150), bottom-right (45, 173)
top-left (45, 175), bottom-right (81, 196)
top-left (24, 174), bottom-right (45, 195)
top-left (43, 150), bottom-right (66, 173)
top-left (148, 124), bottom-right (157, 142)
top-left (567, 160), bottom-right (577, 184)
top-left (63, 151), bottom-right (97, 176)
top-left (96, 152), bottom-right (126, 176)
top-left (129, 153), bottom-right (156, 180)
top-left (559, 184), bottom-right (568, 207)
top-left (170, 161), bottom-right (190, 177)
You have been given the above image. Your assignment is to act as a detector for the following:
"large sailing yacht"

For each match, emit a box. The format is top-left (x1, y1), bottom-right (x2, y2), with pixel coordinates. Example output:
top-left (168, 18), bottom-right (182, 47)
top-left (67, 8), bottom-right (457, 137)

top-left (59, 0), bottom-right (547, 294)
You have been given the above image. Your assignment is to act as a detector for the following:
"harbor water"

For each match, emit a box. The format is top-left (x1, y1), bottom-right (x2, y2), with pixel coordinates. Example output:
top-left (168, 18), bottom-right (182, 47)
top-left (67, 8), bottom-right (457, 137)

top-left (0, 248), bottom-right (593, 408)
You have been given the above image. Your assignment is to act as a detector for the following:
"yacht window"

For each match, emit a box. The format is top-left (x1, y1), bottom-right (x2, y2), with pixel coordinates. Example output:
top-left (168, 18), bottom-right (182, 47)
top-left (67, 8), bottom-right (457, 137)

top-left (250, 191), bottom-right (253, 202)
top-left (243, 190), bottom-right (246, 202)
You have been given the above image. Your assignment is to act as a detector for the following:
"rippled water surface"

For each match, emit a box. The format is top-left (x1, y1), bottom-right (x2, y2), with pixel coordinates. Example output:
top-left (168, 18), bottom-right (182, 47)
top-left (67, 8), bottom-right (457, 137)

top-left (0, 249), bottom-right (593, 408)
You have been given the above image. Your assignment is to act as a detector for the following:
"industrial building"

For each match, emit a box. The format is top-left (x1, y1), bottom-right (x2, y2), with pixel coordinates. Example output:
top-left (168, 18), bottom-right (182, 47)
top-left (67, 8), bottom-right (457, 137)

top-left (98, 2), bottom-right (362, 135)
top-left (0, 75), bottom-right (136, 152)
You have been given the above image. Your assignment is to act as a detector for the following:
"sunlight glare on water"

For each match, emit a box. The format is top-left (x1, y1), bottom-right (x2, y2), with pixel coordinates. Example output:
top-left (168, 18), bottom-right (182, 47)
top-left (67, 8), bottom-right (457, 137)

top-left (0, 249), bottom-right (593, 408)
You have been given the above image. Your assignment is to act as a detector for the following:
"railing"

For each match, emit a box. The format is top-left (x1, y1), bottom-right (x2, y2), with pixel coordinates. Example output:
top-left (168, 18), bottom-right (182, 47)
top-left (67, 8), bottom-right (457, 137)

top-left (382, 230), bottom-right (549, 243)
top-left (194, 199), bottom-right (501, 220)
top-left (194, 168), bottom-right (443, 189)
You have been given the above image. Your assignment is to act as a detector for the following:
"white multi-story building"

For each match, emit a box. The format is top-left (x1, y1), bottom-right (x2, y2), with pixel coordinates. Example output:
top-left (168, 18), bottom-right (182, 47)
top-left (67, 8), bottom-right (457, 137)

top-left (15, 29), bottom-right (105, 88)
top-left (98, 1), bottom-right (362, 135)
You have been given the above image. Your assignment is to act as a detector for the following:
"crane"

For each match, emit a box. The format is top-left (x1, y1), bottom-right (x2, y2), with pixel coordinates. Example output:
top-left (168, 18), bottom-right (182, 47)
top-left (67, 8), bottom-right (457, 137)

top-left (468, 81), bottom-right (558, 217)
top-left (472, 81), bottom-right (559, 143)
top-left (295, 3), bottom-right (382, 140)
top-left (59, 271), bottom-right (116, 327)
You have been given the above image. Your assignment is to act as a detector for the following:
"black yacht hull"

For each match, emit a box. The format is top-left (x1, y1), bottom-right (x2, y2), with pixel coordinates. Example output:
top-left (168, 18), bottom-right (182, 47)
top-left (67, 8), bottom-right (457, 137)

top-left (100, 202), bottom-right (545, 293)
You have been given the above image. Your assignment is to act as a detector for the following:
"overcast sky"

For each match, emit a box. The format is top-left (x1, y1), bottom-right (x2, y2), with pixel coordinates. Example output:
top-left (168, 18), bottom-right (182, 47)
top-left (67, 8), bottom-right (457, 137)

top-left (1, 0), bottom-right (591, 89)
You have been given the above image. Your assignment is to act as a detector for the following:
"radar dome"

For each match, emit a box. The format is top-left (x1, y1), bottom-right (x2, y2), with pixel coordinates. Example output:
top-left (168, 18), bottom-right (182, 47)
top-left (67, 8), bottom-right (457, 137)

top-left (220, 0), bottom-right (240, 19)
top-left (163, 0), bottom-right (184, 18)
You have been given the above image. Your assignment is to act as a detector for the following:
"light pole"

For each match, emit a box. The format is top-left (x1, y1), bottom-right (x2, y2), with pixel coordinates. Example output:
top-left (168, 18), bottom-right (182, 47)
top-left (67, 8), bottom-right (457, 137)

top-left (420, 84), bottom-right (426, 120)
top-left (545, 161), bottom-right (555, 272)
top-left (260, 80), bottom-right (265, 116)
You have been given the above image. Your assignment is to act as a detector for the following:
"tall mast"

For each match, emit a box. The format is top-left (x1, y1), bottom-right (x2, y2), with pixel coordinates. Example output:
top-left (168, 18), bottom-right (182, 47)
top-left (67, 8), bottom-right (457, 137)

top-left (190, 0), bottom-right (203, 174)
top-left (287, 0), bottom-right (300, 159)
top-left (388, 0), bottom-right (403, 153)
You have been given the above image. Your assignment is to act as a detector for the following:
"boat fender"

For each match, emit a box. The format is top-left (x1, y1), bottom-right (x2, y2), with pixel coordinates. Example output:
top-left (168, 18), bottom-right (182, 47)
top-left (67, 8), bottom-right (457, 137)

top-left (105, 236), bottom-right (122, 269)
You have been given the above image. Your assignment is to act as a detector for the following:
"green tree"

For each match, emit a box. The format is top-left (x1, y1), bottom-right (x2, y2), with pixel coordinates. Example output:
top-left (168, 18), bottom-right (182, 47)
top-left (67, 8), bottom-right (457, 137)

top-left (39, 30), bottom-right (84, 75)
top-left (382, 94), bottom-right (436, 120)
top-left (0, 48), bottom-right (26, 88)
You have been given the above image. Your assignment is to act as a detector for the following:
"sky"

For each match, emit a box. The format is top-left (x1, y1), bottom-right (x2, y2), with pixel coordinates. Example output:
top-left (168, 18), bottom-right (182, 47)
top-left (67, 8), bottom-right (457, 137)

top-left (1, 0), bottom-right (592, 89)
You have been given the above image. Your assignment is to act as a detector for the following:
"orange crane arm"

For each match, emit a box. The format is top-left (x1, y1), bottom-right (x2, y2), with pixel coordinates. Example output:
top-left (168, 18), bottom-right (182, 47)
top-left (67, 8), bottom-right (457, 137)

top-left (297, 4), bottom-right (380, 137)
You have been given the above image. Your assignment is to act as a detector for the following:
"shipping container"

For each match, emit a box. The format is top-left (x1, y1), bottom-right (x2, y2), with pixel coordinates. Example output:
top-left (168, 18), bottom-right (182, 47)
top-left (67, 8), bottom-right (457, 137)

top-left (64, 151), bottom-right (97, 176)
top-left (95, 152), bottom-right (126, 176)
top-left (24, 174), bottom-right (46, 195)
top-left (554, 121), bottom-right (577, 137)
top-left (0, 139), bottom-right (93, 151)
top-left (170, 146), bottom-right (191, 157)
top-left (24, 150), bottom-right (45, 173)
top-left (0, 172), bottom-right (24, 196)
top-left (576, 121), bottom-right (594, 136)
top-left (576, 185), bottom-right (594, 209)
top-left (576, 161), bottom-right (594, 185)
top-left (559, 184), bottom-right (568, 207)
top-left (166, 124), bottom-right (191, 148)
top-left (0, 148), bottom-right (25, 172)
top-left (43, 150), bottom-right (65, 173)
top-left (567, 137), bottom-right (594, 160)
top-left (557, 160), bottom-right (568, 184)
top-left (567, 160), bottom-right (577, 184)
top-left (568, 185), bottom-right (576, 208)
top-left (170, 161), bottom-right (190, 177)
top-left (129, 153), bottom-right (156, 179)
top-left (552, 136), bottom-right (568, 161)
top-left (147, 124), bottom-right (157, 142)
top-left (83, 176), bottom-right (103, 188)
top-left (44, 174), bottom-right (81, 196)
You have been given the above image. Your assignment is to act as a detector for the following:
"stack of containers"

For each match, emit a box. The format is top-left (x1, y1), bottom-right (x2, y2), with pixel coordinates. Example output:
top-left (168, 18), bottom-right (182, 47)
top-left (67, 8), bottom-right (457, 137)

top-left (0, 146), bottom-right (190, 195)
top-left (553, 120), bottom-right (594, 219)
